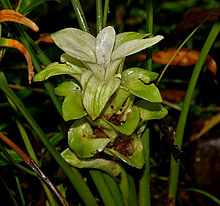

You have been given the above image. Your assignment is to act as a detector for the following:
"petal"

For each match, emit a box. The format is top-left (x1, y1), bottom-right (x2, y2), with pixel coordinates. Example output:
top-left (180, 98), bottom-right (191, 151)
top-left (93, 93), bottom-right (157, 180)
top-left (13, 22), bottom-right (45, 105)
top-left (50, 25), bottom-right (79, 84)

top-left (81, 72), bottom-right (121, 119)
top-left (135, 100), bottom-right (168, 121)
top-left (96, 26), bottom-right (115, 68)
top-left (62, 91), bottom-right (87, 121)
top-left (114, 32), bottom-right (149, 49)
top-left (111, 35), bottom-right (164, 60)
top-left (33, 62), bottom-right (84, 82)
top-left (51, 28), bottom-right (96, 62)
top-left (54, 81), bottom-right (81, 97)
top-left (68, 118), bottom-right (110, 158)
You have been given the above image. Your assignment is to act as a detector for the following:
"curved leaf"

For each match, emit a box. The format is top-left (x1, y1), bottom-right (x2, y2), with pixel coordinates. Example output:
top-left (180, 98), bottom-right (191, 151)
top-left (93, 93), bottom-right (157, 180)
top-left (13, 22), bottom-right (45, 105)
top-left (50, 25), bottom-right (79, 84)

top-left (96, 26), bottom-right (115, 68)
top-left (135, 100), bottom-right (168, 121)
top-left (51, 28), bottom-right (96, 62)
top-left (81, 72), bottom-right (121, 120)
top-left (105, 135), bottom-right (145, 169)
top-left (16, 0), bottom-right (61, 15)
top-left (61, 53), bottom-right (85, 68)
top-left (62, 91), bottom-right (87, 121)
top-left (104, 106), bottom-right (140, 136)
top-left (114, 32), bottom-right (149, 49)
top-left (68, 118), bottom-right (110, 158)
top-left (54, 81), bottom-right (81, 97)
top-left (61, 148), bottom-right (121, 180)
top-left (121, 68), bottom-right (162, 102)
top-left (33, 62), bottom-right (85, 82)
top-left (111, 35), bottom-right (164, 60)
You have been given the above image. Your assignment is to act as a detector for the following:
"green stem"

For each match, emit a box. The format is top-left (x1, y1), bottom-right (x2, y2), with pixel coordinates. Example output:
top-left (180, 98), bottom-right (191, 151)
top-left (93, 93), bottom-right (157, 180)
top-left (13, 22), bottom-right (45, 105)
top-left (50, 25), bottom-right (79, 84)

top-left (102, 173), bottom-right (125, 206)
top-left (127, 173), bottom-right (138, 206)
top-left (15, 175), bottom-right (26, 206)
top-left (0, 0), bottom-right (12, 9)
top-left (0, 72), bottom-right (98, 206)
top-left (103, 0), bottom-right (109, 27)
top-left (90, 170), bottom-right (116, 206)
top-left (156, 9), bottom-right (218, 85)
top-left (0, 176), bottom-right (19, 206)
top-left (168, 22), bottom-right (220, 206)
top-left (70, 0), bottom-right (89, 32)
top-left (15, 25), bottom-right (62, 116)
top-left (145, 0), bottom-right (153, 71)
top-left (118, 165), bottom-right (130, 206)
top-left (139, 128), bottom-right (151, 206)
top-left (96, 0), bottom-right (103, 33)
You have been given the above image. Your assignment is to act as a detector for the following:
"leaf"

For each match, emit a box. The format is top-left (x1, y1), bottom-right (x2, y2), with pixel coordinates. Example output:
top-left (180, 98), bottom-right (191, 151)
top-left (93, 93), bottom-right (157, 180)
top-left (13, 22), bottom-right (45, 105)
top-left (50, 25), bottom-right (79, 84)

top-left (104, 106), bottom-right (140, 135)
top-left (0, 149), bottom-right (23, 166)
top-left (16, 0), bottom-right (62, 15)
top-left (135, 100), bottom-right (168, 121)
top-left (104, 135), bottom-right (145, 169)
top-left (51, 28), bottom-right (96, 63)
top-left (0, 38), bottom-right (34, 83)
top-left (82, 62), bottom-right (105, 80)
top-left (61, 148), bottom-right (121, 180)
top-left (114, 32), bottom-right (149, 49)
top-left (62, 91), bottom-right (87, 121)
top-left (33, 62), bottom-right (85, 82)
top-left (68, 118), bottom-right (110, 158)
top-left (152, 48), bottom-right (217, 84)
top-left (105, 58), bottom-right (124, 81)
top-left (60, 53), bottom-right (85, 68)
top-left (121, 68), bottom-right (162, 102)
top-left (96, 26), bottom-right (115, 68)
top-left (186, 113), bottom-right (220, 146)
top-left (81, 71), bottom-right (121, 120)
top-left (103, 88), bottom-right (130, 120)
top-left (111, 35), bottom-right (164, 60)
top-left (0, 9), bottom-right (39, 31)
top-left (54, 81), bottom-right (81, 97)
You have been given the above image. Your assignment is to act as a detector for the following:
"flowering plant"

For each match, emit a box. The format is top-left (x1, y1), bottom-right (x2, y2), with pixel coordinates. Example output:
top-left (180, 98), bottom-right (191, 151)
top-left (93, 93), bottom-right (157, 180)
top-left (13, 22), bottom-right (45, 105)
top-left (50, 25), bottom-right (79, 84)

top-left (34, 26), bottom-right (167, 177)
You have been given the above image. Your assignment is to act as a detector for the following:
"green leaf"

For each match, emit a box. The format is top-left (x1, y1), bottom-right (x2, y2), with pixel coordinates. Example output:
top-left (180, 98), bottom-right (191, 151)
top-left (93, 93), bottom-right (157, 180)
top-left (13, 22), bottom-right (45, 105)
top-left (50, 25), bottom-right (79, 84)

top-left (68, 118), bottom-right (110, 158)
top-left (96, 26), bottom-right (115, 68)
top-left (61, 148), bottom-right (121, 180)
top-left (114, 32), bottom-right (149, 49)
top-left (81, 71), bottom-right (121, 120)
top-left (61, 53), bottom-right (86, 68)
top-left (33, 62), bottom-right (84, 82)
top-left (111, 35), bottom-right (164, 60)
top-left (51, 28), bottom-right (96, 62)
top-left (16, 0), bottom-right (61, 15)
top-left (103, 88), bottom-right (130, 119)
top-left (0, 149), bottom-right (23, 166)
top-left (121, 68), bottom-right (162, 102)
top-left (105, 135), bottom-right (145, 169)
top-left (104, 106), bottom-right (140, 136)
top-left (54, 81), bottom-right (81, 97)
top-left (105, 58), bottom-right (124, 81)
top-left (62, 91), bottom-right (87, 121)
top-left (135, 100), bottom-right (168, 121)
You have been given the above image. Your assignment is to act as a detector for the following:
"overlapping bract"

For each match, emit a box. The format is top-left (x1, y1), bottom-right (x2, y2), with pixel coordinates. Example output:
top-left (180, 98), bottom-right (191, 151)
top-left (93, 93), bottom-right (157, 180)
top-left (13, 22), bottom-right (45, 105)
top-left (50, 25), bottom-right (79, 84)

top-left (34, 26), bottom-right (167, 174)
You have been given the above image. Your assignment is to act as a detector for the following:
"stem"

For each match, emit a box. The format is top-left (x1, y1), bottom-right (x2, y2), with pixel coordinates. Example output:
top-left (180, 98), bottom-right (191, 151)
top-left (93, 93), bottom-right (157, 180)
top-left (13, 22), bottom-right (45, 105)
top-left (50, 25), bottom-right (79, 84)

top-left (0, 175), bottom-right (19, 206)
top-left (127, 173), bottom-right (138, 206)
top-left (145, 0), bottom-right (153, 71)
top-left (156, 9), bottom-right (218, 85)
top-left (15, 175), bottom-right (26, 206)
top-left (15, 25), bottom-right (62, 116)
top-left (168, 23), bottom-right (220, 206)
top-left (96, 0), bottom-right (103, 33)
top-left (102, 173), bottom-right (126, 206)
top-left (90, 170), bottom-right (116, 206)
top-left (103, 0), bottom-right (109, 27)
top-left (70, 0), bottom-right (89, 32)
top-left (0, 73), bottom-right (98, 206)
top-left (139, 128), bottom-right (151, 206)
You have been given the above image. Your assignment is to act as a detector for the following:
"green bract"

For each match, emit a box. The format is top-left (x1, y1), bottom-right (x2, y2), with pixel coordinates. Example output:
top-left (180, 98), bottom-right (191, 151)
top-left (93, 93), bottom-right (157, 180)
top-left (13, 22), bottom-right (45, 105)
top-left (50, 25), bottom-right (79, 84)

top-left (33, 26), bottom-right (167, 174)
